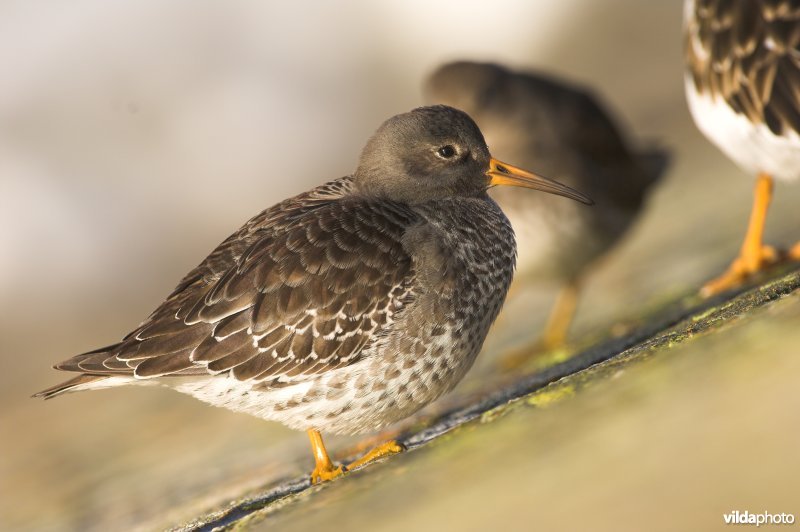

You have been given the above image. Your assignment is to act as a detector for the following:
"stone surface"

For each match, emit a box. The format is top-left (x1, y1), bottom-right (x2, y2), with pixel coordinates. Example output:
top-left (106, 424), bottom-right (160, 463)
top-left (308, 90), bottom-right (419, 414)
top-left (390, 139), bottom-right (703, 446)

top-left (171, 266), bottom-right (800, 531)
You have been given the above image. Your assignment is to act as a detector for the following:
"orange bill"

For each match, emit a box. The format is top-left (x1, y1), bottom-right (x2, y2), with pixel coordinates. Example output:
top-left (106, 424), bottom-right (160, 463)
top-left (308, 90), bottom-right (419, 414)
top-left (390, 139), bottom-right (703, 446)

top-left (487, 158), bottom-right (594, 205)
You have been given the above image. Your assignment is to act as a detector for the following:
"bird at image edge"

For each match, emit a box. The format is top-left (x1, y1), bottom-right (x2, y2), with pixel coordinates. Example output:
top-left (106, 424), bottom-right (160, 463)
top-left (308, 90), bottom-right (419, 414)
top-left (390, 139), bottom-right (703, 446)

top-left (425, 61), bottom-right (668, 359)
top-left (685, 0), bottom-right (800, 296)
top-left (34, 105), bottom-right (592, 483)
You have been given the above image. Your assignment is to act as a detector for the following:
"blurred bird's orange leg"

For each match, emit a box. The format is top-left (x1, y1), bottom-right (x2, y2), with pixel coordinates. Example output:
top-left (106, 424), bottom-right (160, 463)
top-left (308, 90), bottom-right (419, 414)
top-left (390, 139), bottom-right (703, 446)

top-left (308, 429), bottom-right (344, 484)
top-left (702, 173), bottom-right (778, 297)
top-left (499, 278), bottom-right (582, 370)
top-left (346, 440), bottom-right (405, 471)
top-left (541, 278), bottom-right (581, 350)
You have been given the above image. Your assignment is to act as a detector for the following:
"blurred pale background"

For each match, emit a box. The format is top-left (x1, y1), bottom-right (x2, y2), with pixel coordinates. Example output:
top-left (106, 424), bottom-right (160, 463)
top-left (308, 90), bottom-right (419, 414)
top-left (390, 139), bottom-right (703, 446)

top-left (2, 1), bottom-right (798, 530)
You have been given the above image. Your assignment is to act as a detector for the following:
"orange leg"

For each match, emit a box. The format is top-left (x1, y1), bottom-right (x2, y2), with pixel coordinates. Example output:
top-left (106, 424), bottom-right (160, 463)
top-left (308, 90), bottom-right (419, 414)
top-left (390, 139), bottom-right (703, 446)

top-left (499, 277), bottom-right (581, 370)
top-left (307, 429), bottom-right (344, 484)
top-left (701, 173), bottom-right (779, 297)
top-left (540, 278), bottom-right (581, 350)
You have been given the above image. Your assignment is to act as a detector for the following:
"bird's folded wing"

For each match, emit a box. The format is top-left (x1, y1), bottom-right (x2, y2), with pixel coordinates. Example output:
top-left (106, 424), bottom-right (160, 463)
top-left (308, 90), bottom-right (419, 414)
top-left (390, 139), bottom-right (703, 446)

top-left (686, 0), bottom-right (800, 136)
top-left (54, 179), bottom-right (419, 385)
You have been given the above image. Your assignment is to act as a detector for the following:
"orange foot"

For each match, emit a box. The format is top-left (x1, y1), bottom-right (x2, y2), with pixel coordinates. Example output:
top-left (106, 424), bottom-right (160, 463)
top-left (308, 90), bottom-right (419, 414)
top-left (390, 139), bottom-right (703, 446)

top-left (308, 429), bottom-right (345, 484)
top-left (310, 463), bottom-right (345, 484)
top-left (498, 339), bottom-right (557, 372)
top-left (307, 430), bottom-right (404, 484)
top-left (499, 279), bottom-right (581, 371)
top-left (346, 440), bottom-right (405, 471)
top-left (790, 242), bottom-right (800, 261)
top-left (701, 173), bottom-right (785, 298)
top-left (345, 428), bottom-right (403, 456)
top-left (701, 245), bottom-right (781, 297)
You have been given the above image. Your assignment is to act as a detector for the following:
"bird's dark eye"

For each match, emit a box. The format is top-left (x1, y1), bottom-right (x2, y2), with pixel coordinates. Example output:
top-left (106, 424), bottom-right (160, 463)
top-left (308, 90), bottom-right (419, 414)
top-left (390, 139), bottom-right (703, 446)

top-left (436, 145), bottom-right (457, 159)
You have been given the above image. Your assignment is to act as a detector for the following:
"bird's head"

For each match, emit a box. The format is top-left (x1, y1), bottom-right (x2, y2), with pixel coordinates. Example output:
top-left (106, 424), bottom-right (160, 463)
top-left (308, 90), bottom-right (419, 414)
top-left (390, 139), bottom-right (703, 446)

top-left (354, 105), bottom-right (592, 205)
top-left (423, 61), bottom-right (510, 119)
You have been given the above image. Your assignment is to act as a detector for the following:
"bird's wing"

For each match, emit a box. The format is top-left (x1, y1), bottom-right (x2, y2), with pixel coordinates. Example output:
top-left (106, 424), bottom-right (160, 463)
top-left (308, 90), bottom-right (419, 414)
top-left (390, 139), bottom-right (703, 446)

top-left (686, 0), bottom-right (800, 136)
top-left (53, 178), bottom-right (420, 386)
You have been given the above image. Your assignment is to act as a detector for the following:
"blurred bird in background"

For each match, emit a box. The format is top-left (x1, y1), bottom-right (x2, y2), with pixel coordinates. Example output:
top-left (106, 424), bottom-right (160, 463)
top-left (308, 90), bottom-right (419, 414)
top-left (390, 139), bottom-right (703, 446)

top-left (685, 0), bottom-right (800, 296)
top-left (425, 61), bottom-right (668, 362)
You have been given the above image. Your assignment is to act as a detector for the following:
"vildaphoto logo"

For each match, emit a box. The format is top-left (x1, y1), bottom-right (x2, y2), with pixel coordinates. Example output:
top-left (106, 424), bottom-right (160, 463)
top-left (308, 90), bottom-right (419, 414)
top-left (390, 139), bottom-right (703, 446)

top-left (723, 510), bottom-right (795, 526)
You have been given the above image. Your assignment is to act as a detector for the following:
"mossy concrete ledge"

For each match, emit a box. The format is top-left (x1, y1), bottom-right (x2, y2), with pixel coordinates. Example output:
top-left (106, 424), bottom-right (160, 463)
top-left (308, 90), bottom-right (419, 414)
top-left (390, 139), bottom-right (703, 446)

top-left (174, 265), bottom-right (800, 532)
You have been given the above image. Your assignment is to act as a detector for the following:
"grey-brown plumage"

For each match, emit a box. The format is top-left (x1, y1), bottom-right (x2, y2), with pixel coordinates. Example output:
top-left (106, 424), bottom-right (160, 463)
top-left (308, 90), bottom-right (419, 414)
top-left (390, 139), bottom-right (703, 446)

top-left (425, 62), bottom-right (667, 347)
top-left (58, 177), bottom-right (416, 385)
top-left (35, 105), bottom-right (591, 441)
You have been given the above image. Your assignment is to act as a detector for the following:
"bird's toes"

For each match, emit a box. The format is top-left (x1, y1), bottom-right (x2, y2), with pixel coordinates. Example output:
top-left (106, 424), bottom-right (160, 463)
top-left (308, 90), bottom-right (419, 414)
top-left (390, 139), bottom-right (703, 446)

top-left (310, 464), bottom-right (345, 485)
top-left (346, 440), bottom-right (406, 472)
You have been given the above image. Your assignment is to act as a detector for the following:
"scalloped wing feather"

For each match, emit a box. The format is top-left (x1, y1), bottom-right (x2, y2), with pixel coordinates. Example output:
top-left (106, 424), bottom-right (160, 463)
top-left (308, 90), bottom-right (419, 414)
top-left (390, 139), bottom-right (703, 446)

top-left (45, 177), bottom-right (419, 388)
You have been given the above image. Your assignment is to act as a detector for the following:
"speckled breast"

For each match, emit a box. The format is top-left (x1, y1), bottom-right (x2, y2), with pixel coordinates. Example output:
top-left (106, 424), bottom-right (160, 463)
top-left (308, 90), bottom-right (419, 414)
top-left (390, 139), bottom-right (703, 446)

top-left (304, 195), bottom-right (517, 435)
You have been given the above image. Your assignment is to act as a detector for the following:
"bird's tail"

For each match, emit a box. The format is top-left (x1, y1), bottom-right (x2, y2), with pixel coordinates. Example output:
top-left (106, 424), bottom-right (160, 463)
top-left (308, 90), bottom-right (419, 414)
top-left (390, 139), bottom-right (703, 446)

top-left (32, 374), bottom-right (110, 400)
top-left (637, 147), bottom-right (671, 189)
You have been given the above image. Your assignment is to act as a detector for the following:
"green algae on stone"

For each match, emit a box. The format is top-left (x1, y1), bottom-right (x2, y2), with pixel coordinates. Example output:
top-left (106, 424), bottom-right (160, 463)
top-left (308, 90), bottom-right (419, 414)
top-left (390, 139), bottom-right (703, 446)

top-left (526, 383), bottom-right (576, 407)
top-left (174, 265), bottom-right (800, 531)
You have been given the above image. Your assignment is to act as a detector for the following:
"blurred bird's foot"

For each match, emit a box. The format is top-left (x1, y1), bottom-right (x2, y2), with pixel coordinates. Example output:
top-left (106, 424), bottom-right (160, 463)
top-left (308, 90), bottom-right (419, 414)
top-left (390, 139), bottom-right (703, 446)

top-left (346, 440), bottom-right (405, 471)
top-left (498, 336), bottom-right (571, 372)
top-left (499, 279), bottom-right (580, 371)
top-left (308, 429), bottom-right (345, 484)
top-left (498, 341), bottom-right (547, 371)
top-left (701, 173), bottom-right (778, 298)
top-left (790, 242), bottom-right (800, 261)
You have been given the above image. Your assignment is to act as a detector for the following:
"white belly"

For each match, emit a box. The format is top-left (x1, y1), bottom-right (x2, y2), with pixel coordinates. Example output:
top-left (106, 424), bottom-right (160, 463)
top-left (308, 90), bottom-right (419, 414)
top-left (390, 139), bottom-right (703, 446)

top-left (685, 77), bottom-right (800, 182)
top-left (172, 330), bottom-right (467, 435)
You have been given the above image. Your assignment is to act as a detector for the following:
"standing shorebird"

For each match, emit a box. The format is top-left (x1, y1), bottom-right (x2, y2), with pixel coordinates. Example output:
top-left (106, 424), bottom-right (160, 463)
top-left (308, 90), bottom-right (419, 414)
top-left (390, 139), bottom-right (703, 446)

top-left (34, 105), bottom-right (592, 483)
top-left (685, 0), bottom-right (800, 296)
top-left (425, 62), bottom-right (667, 355)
